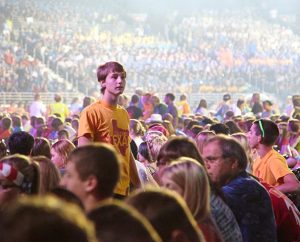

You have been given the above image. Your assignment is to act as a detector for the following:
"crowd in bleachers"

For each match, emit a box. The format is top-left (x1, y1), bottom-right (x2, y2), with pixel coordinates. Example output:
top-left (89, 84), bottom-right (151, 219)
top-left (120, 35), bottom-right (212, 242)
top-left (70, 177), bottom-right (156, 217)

top-left (1, 0), bottom-right (300, 95)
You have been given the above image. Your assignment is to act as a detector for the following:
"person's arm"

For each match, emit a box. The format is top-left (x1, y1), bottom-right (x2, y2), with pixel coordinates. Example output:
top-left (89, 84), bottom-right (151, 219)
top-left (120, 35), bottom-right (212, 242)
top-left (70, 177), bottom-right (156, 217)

top-left (129, 152), bottom-right (141, 188)
top-left (78, 135), bottom-right (92, 147)
top-left (275, 173), bottom-right (300, 194)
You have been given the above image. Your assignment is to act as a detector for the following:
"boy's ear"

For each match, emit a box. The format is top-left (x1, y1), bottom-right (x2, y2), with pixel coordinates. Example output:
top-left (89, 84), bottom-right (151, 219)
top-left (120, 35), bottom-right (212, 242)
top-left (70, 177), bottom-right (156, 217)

top-left (84, 175), bottom-right (98, 193)
top-left (100, 80), bottom-right (106, 88)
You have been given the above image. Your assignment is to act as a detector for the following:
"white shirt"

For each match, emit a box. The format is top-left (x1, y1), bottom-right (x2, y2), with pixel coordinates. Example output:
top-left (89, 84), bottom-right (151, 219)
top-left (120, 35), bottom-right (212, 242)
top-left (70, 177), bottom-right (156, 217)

top-left (29, 101), bottom-right (46, 117)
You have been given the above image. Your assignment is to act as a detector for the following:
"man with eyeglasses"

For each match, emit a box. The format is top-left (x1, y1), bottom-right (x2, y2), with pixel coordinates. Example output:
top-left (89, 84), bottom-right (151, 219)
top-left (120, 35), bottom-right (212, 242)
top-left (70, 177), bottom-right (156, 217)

top-left (247, 119), bottom-right (300, 194)
top-left (202, 135), bottom-right (277, 242)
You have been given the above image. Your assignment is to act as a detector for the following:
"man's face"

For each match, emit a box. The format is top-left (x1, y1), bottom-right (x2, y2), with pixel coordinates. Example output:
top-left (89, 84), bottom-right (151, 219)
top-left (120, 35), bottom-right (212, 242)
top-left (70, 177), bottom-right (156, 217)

top-left (102, 71), bottom-right (126, 96)
top-left (247, 124), bottom-right (261, 149)
top-left (60, 161), bottom-right (86, 202)
top-left (202, 141), bottom-right (235, 186)
top-left (164, 95), bottom-right (169, 105)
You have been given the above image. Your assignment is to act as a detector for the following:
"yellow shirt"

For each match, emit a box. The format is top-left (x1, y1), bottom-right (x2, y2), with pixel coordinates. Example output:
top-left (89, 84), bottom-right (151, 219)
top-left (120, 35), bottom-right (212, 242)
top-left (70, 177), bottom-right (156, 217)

top-left (78, 100), bottom-right (130, 196)
top-left (253, 149), bottom-right (292, 186)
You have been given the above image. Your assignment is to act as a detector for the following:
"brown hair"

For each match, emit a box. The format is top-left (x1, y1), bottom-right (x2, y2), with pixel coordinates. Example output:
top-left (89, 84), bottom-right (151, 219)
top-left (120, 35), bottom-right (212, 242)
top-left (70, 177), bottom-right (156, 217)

top-left (68, 143), bottom-right (121, 198)
top-left (97, 61), bottom-right (126, 94)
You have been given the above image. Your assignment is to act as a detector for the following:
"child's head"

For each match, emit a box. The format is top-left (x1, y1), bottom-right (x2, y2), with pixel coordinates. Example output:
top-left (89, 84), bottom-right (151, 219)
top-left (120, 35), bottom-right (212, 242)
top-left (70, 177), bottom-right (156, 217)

top-left (97, 62), bottom-right (126, 94)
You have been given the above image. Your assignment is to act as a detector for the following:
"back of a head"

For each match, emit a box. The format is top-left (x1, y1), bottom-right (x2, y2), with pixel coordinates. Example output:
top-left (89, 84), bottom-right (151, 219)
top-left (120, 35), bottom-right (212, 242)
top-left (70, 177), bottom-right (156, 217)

top-left (32, 137), bottom-right (51, 159)
top-left (209, 123), bottom-right (230, 135)
top-left (126, 188), bottom-right (203, 242)
top-left (1, 117), bottom-right (12, 130)
top-left (157, 137), bottom-right (203, 166)
top-left (68, 143), bottom-right (121, 198)
top-left (131, 94), bottom-right (140, 104)
top-left (33, 156), bottom-right (60, 194)
top-left (253, 119), bottom-right (279, 146)
top-left (0, 154), bottom-right (40, 200)
top-left (88, 200), bottom-right (162, 242)
top-left (160, 158), bottom-right (210, 222)
top-left (8, 131), bottom-right (34, 156)
top-left (0, 195), bottom-right (97, 242)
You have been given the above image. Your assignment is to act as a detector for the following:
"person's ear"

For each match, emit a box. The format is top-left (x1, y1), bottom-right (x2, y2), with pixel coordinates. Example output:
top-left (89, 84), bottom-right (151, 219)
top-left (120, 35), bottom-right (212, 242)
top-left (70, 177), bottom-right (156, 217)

top-left (100, 80), bottom-right (106, 88)
top-left (85, 175), bottom-right (98, 193)
top-left (170, 229), bottom-right (189, 242)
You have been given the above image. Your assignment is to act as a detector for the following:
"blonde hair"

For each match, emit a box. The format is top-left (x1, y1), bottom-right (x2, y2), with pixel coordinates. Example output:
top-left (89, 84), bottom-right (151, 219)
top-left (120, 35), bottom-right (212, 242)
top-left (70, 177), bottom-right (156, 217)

top-left (195, 130), bottom-right (216, 155)
top-left (160, 157), bottom-right (210, 222)
top-left (130, 119), bottom-right (145, 137)
top-left (231, 132), bottom-right (254, 171)
top-left (52, 139), bottom-right (75, 166)
top-left (33, 156), bottom-right (61, 194)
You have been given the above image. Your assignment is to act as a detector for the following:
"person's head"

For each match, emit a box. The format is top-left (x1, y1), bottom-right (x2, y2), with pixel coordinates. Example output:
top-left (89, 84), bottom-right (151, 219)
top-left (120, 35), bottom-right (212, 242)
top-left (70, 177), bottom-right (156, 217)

top-left (21, 114), bottom-right (29, 126)
top-left (195, 130), bottom-right (216, 155)
top-left (138, 141), bottom-right (151, 164)
top-left (159, 157), bottom-right (210, 222)
top-left (247, 119), bottom-right (279, 149)
top-left (51, 139), bottom-right (75, 169)
top-left (60, 143), bottom-right (121, 209)
top-left (130, 94), bottom-right (140, 105)
top-left (82, 96), bottom-right (95, 109)
top-left (33, 156), bottom-right (61, 194)
top-left (130, 119), bottom-right (145, 138)
top-left (223, 94), bottom-right (231, 102)
top-left (0, 195), bottom-right (97, 242)
top-left (237, 99), bottom-right (245, 110)
top-left (8, 131), bottom-right (34, 156)
top-left (197, 99), bottom-right (207, 110)
top-left (164, 93), bottom-right (175, 105)
top-left (11, 115), bottom-right (22, 128)
top-left (145, 131), bottom-right (168, 163)
top-left (58, 129), bottom-right (69, 140)
top-left (157, 136), bottom-right (204, 171)
top-left (263, 100), bottom-right (273, 111)
top-left (0, 154), bottom-right (40, 204)
top-left (150, 95), bottom-right (160, 106)
top-left (180, 94), bottom-right (187, 101)
top-left (209, 123), bottom-right (230, 135)
top-left (1, 117), bottom-right (12, 130)
top-left (126, 188), bottom-right (203, 242)
top-left (251, 93), bottom-right (260, 103)
top-left (71, 118), bottom-right (79, 131)
top-left (31, 137), bottom-right (51, 159)
top-left (287, 119), bottom-right (300, 134)
top-left (51, 117), bottom-right (64, 131)
top-left (202, 135), bottom-right (248, 187)
top-left (88, 200), bottom-right (162, 242)
top-left (54, 94), bottom-right (62, 103)
top-left (97, 61), bottom-right (126, 95)
top-left (224, 120), bottom-right (242, 134)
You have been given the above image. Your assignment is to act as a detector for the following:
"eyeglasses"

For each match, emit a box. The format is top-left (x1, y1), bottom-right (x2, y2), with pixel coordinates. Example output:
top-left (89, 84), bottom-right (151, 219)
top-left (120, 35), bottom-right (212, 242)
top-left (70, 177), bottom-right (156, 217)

top-left (258, 120), bottom-right (265, 138)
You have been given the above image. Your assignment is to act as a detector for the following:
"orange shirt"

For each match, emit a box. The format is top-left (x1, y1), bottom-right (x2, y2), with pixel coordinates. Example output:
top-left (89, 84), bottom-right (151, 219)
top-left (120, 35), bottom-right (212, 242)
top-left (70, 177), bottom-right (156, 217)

top-left (253, 149), bottom-right (293, 186)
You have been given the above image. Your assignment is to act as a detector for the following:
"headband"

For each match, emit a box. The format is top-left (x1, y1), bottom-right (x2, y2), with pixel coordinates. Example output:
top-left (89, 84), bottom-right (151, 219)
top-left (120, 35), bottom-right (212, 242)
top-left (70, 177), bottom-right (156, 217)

top-left (258, 120), bottom-right (265, 138)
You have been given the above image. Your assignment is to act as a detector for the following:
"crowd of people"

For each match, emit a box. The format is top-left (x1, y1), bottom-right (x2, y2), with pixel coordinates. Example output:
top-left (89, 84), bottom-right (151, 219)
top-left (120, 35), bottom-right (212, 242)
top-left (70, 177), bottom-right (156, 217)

top-left (0, 61), bottom-right (299, 242)
top-left (1, 0), bottom-right (300, 97)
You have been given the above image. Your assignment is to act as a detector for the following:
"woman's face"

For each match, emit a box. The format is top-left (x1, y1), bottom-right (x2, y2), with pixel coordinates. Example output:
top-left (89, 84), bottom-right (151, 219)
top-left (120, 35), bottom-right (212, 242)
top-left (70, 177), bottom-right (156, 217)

top-left (159, 173), bottom-right (183, 196)
top-left (51, 148), bottom-right (64, 168)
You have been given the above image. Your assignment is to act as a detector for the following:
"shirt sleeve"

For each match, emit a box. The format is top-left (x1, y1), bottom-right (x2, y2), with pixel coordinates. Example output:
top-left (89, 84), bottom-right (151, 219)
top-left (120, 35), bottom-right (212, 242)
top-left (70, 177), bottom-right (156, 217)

top-left (78, 108), bottom-right (95, 139)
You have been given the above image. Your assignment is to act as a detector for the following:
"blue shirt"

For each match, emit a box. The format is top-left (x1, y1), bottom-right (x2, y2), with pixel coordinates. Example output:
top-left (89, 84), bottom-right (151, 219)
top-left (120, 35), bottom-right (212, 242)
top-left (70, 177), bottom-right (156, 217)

top-left (222, 171), bottom-right (277, 242)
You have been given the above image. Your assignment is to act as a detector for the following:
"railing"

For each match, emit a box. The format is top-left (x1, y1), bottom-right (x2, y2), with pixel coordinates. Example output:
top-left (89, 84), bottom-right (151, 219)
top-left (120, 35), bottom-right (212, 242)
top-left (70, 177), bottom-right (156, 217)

top-left (0, 92), bottom-right (84, 106)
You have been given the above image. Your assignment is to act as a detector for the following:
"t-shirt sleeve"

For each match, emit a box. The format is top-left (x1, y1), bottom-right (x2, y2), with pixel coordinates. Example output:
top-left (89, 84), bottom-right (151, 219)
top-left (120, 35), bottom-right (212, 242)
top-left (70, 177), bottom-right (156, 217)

top-left (78, 109), bottom-right (95, 139)
top-left (269, 156), bottom-right (293, 182)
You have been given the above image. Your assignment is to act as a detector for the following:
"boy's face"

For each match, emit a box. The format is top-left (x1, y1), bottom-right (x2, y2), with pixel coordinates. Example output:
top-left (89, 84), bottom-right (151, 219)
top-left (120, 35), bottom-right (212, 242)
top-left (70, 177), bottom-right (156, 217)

top-left (60, 161), bottom-right (87, 203)
top-left (101, 71), bottom-right (126, 96)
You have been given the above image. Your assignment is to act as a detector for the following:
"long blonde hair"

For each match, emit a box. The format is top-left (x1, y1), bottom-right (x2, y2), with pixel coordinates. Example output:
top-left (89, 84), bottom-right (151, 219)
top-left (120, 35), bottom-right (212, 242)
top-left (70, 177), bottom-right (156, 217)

top-left (160, 157), bottom-right (210, 222)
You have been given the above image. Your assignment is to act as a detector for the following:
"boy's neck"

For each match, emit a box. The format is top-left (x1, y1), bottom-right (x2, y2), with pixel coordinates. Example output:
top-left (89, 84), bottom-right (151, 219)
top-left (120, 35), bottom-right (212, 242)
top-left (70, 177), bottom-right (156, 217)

top-left (102, 92), bottom-right (119, 106)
